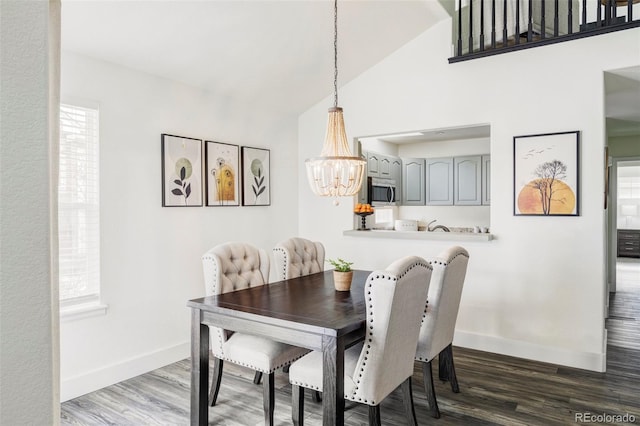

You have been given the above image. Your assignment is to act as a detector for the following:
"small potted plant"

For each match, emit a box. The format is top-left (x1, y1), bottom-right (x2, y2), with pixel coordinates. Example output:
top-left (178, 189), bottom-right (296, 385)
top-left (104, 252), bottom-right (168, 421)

top-left (327, 258), bottom-right (354, 291)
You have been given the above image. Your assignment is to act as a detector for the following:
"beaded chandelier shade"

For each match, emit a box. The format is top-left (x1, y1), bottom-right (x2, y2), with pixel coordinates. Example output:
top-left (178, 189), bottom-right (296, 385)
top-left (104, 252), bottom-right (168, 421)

top-left (305, 0), bottom-right (365, 201)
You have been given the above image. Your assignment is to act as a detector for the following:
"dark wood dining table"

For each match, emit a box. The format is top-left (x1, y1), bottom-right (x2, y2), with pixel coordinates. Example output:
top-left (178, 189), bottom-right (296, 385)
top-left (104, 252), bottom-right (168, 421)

top-left (187, 269), bottom-right (371, 426)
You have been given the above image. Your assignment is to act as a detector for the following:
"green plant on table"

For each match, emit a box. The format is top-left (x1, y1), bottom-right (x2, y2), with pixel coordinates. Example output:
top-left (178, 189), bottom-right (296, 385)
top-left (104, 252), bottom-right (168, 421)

top-left (327, 258), bottom-right (353, 273)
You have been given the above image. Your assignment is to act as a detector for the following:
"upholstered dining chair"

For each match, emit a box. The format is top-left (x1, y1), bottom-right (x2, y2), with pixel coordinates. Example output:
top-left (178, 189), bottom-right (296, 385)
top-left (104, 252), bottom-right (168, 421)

top-left (272, 237), bottom-right (325, 281)
top-left (415, 245), bottom-right (469, 418)
top-left (201, 242), bottom-right (310, 426)
top-left (288, 256), bottom-right (433, 426)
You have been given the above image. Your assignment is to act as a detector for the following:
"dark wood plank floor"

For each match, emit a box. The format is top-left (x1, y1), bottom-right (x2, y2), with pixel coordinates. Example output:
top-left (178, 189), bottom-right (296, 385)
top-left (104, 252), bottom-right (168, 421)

top-left (61, 343), bottom-right (640, 425)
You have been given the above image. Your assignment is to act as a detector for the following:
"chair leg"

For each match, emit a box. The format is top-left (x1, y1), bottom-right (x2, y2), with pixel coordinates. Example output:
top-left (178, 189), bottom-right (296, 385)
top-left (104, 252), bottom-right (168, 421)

top-left (421, 360), bottom-right (441, 419)
top-left (368, 405), bottom-right (382, 426)
top-left (400, 377), bottom-right (418, 426)
top-left (292, 385), bottom-right (304, 426)
top-left (209, 358), bottom-right (224, 407)
top-left (254, 371), bottom-right (263, 385)
top-left (263, 372), bottom-right (275, 426)
top-left (312, 391), bottom-right (322, 403)
top-left (438, 349), bottom-right (449, 382)
top-left (444, 344), bottom-right (460, 393)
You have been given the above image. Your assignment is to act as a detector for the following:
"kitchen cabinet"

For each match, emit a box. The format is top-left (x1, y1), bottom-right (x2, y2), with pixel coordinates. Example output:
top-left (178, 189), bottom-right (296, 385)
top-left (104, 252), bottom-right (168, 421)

top-left (454, 156), bottom-right (482, 205)
top-left (482, 155), bottom-right (491, 205)
top-left (402, 158), bottom-right (425, 205)
top-left (391, 158), bottom-right (402, 190)
top-left (367, 152), bottom-right (381, 177)
top-left (426, 157), bottom-right (454, 205)
top-left (379, 157), bottom-right (392, 178)
top-left (618, 229), bottom-right (640, 258)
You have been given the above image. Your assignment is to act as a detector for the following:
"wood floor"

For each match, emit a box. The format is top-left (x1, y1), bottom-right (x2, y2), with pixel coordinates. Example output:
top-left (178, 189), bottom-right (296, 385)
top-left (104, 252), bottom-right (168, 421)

top-left (61, 260), bottom-right (640, 425)
top-left (61, 343), bottom-right (640, 425)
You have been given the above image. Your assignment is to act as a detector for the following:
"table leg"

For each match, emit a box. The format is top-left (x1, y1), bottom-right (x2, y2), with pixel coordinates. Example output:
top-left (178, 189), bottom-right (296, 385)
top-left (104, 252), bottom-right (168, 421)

top-left (322, 334), bottom-right (345, 426)
top-left (190, 309), bottom-right (209, 426)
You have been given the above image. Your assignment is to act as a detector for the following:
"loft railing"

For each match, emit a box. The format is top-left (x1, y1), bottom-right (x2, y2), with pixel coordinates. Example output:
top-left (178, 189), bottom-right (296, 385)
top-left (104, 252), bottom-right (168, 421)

top-left (450, 0), bottom-right (640, 62)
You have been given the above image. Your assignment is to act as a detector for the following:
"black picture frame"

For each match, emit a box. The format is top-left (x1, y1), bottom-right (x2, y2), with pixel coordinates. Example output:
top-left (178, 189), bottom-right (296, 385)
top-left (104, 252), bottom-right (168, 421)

top-left (161, 134), bottom-right (203, 207)
top-left (241, 146), bottom-right (270, 206)
top-left (205, 141), bottom-right (240, 207)
top-left (513, 130), bottom-right (580, 216)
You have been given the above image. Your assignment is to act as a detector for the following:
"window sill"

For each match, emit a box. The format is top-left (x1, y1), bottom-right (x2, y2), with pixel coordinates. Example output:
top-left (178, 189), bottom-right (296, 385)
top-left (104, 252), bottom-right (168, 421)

top-left (60, 302), bottom-right (108, 322)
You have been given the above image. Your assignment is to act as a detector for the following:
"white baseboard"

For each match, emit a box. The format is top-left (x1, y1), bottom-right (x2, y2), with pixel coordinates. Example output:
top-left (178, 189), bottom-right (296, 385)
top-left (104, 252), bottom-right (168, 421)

top-left (453, 331), bottom-right (606, 372)
top-left (61, 341), bottom-right (190, 402)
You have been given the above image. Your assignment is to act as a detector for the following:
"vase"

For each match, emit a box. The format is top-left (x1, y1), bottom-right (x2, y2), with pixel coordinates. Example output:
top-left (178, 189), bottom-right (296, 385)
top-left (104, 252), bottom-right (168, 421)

top-left (333, 270), bottom-right (353, 291)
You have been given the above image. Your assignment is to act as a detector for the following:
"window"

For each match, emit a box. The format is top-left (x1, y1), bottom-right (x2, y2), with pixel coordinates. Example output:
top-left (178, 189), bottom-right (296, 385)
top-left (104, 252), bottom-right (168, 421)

top-left (58, 103), bottom-right (102, 313)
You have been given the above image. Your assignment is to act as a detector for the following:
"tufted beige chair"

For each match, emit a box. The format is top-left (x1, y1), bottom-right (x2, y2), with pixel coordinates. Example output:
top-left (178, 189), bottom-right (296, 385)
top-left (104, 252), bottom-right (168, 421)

top-left (415, 245), bottom-right (469, 418)
top-left (272, 237), bottom-right (325, 281)
top-left (288, 256), bottom-right (433, 426)
top-left (202, 242), bottom-right (310, 426)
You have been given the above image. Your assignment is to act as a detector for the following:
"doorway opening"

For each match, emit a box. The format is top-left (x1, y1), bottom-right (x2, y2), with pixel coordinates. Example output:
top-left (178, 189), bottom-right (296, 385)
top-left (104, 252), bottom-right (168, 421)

top-left (607, 160), bottom-right (640, 350)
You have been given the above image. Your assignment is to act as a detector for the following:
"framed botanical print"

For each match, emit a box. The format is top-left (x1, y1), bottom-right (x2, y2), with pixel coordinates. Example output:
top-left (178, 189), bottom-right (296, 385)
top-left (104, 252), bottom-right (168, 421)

top-left (161, 134), bottom-right (203, 207)
top-left (513, 131), bottom-right (580, 216)
top-left (205, 141), bottom-right (240, 206)
top-left (241, 146), bottom-right (270, 206)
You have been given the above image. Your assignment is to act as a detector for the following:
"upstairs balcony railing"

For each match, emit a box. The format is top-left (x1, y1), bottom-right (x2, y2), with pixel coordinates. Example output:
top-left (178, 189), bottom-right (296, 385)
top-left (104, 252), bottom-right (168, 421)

top-left (450, 0), bottom-right (640, 62)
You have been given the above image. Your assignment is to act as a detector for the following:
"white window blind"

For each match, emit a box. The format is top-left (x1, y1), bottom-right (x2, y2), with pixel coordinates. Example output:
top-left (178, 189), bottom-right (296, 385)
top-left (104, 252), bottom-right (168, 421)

top-left (58, 103), bottom-right (100, 306)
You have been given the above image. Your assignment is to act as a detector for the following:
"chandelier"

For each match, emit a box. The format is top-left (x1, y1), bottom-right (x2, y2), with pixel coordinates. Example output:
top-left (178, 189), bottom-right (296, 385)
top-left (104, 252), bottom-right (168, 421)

top-left (305, 0), bottom-right (365, 204)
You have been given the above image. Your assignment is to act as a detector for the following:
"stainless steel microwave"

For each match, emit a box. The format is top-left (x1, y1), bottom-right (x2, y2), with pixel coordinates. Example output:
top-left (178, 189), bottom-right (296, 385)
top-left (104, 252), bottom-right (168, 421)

top-left (368, 177), bottom-right (398, 206)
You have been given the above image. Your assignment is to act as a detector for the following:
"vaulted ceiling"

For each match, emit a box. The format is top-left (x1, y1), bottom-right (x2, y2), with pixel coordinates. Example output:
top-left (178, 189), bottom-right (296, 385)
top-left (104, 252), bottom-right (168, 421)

top-left (61, 0), bottom-right (449, 118)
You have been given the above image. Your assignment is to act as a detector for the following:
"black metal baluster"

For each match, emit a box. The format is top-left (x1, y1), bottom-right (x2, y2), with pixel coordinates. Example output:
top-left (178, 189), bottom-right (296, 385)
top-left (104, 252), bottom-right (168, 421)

top-left (597, 0), bottom-right (602, 28)
top-left (612, 0), bottom-right (617, 20)
top-left (629, 0), bottom-right (634, 22)
top-left (480, 0), bottom-right (485, 50)
top-left (491, 0), bottom-right (496, 48)
top-left (469, 0), bottom-right (474, 53)
top-left (457, 0), bottom-right (462, 56)
top-left (515, 0), bottom-right (521, 44)
top-left (540, 0), bottom-right (546, 39)
top-left (554, 0), bottom-right (559, 36)
top-left (569, 0), bottom-right (574, 34)
top-left (528, 0), bottom-right (533, 41)
top-left (606, 0), bottom-right (612, 25)
top-left (503, 0), bottom-right (508, 46)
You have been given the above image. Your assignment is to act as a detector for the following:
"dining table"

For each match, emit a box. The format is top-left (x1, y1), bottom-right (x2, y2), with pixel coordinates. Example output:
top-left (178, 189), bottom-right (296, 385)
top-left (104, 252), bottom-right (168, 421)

top-left (187, 269), bottom-right (371, 426)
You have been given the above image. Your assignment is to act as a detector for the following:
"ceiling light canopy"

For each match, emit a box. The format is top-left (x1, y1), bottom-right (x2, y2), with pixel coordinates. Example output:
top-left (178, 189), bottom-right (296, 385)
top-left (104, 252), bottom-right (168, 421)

top-left (305, 0), bottom-right (365, 204)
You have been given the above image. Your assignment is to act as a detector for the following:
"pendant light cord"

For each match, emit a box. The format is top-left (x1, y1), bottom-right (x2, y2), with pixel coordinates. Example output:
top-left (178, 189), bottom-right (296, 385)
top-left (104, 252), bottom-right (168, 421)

top-left (333, 0), bottom-right (338, 108)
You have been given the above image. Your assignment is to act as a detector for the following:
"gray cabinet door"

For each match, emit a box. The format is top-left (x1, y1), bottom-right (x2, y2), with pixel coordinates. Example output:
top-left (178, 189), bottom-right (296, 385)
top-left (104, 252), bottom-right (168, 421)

top-left (379, 156), bottom-right (392, 178)
top-left (367, 152), bottom-right (380, 177)
top-left (402, 158), bottom-right (425, 205)
top-left (426, 157), bottom-right (454, 205)
top-left (482, 155), bottom-right (490, 205)
top-left (454, 156), bottom-right (482, 205)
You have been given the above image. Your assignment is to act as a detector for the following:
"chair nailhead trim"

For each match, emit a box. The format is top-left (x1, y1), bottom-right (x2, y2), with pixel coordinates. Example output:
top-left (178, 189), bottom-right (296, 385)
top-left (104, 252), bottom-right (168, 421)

top-left (215, 351), bottom-right (307, 374)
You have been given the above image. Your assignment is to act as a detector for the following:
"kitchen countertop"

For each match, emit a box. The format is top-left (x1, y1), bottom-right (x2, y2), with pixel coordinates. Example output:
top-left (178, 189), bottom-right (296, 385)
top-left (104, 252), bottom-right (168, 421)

top-left (343, 229), bottom-right (493, 241)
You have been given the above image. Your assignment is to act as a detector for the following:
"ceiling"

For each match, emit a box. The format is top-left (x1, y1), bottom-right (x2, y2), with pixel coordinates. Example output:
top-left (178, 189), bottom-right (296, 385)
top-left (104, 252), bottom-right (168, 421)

top-left (61, 1), bottom-right (638, 138)
top-left (61, 0), bottom-right (449, 119)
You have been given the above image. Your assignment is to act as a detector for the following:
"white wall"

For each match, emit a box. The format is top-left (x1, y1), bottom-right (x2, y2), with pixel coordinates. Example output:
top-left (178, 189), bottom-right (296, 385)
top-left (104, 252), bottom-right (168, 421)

top-left (299, 19), bottom-right (640, 371)
top-left (60, 52), bottom-right (300, 400)
top-left (0, 1), bottom-right (60, 424)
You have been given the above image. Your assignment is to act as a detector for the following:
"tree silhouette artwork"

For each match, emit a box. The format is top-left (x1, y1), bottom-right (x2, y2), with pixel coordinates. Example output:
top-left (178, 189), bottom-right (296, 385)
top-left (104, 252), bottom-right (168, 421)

top-left (522, 159), bottom-right (573, 215)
